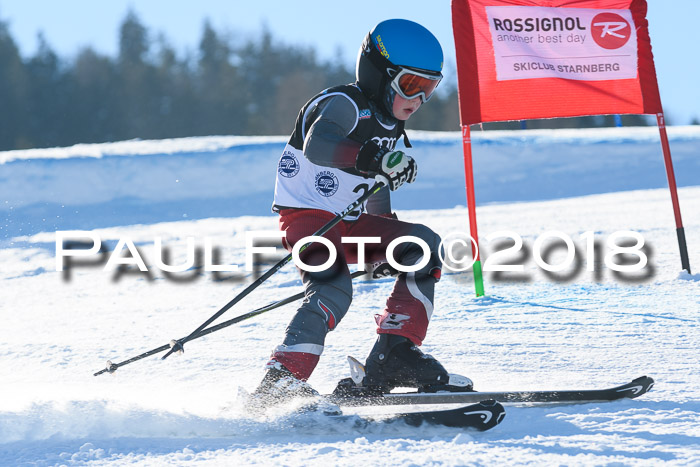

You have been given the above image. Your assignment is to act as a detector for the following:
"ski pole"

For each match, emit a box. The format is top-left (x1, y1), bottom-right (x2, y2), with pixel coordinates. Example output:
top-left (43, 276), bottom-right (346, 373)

top-left (160, 180), bottom-right (386, 361)
top-left (93, 270), bottom-right (367, 376)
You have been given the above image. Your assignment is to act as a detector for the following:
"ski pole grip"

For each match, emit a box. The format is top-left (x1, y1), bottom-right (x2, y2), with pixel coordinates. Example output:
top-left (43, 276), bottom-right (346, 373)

top-left (374, 175), bottom-right (389, 187)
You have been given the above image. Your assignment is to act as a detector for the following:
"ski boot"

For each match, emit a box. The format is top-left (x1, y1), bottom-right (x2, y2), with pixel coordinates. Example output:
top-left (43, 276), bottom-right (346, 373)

top-left (334, 334), bottom-right (473, 397)
top-left (247, 361), bottom-right (340, 414)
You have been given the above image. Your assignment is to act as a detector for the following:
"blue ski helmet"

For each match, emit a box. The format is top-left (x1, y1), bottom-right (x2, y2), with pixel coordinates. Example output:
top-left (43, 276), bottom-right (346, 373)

top-left (356, 19), bottom-right (443, 112)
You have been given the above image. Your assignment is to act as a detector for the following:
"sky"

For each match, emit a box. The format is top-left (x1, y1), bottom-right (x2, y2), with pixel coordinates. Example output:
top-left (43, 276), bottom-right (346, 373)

top-left (0, 0), bottom-right (698, 125)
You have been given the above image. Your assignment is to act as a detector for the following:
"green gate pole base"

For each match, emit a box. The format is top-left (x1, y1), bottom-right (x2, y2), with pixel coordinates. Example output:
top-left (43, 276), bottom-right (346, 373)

top-left (473, 260), bottom-right (485, 297)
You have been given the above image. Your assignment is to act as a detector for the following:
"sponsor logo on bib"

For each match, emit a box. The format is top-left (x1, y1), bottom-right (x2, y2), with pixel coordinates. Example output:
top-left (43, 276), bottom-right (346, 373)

top-left (278, 151), bottom-right (300, 178)
top-left (315, 171), bottom-right (339, 197)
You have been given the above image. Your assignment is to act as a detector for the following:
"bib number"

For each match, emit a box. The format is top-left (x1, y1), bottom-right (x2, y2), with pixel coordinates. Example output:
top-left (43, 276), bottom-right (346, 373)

top-left (348, 183), bottom-right (370, 218)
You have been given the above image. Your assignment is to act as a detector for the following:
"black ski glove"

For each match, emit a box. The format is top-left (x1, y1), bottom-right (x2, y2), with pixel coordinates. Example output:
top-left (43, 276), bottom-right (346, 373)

top-left (356, 142), bottom-right (418, 191)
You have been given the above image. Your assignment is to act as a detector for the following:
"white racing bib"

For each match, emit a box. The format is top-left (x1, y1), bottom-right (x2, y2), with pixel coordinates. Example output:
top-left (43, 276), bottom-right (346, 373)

top-left (273, 144), bottom-right (374, 220)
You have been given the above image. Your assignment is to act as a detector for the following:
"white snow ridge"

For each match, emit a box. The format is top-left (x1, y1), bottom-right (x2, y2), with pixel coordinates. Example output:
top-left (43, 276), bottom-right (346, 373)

top-left (1, 127), bottom-right (699, 465)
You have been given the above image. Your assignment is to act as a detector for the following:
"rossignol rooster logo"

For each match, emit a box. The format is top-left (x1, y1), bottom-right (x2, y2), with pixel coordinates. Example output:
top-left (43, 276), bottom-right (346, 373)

top-left (591, 12), bottom-right (631, 49)
top-left (315, 171), bottom-right (339, 197)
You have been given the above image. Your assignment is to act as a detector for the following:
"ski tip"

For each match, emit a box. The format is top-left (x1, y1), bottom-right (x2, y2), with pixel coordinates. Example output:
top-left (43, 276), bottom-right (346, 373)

top-left (406, 399), bottom-right (506, 431)
top-left (616, 375), bottom-right (655, 399)
top-left (474, 399), bottom-right (507, 429)
top-left (636, 375), bottom-right (655, 393)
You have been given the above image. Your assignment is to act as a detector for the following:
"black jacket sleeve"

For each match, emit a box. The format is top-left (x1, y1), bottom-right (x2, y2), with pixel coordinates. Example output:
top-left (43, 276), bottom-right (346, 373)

top-left (302, 95), bottom-right (362, 169)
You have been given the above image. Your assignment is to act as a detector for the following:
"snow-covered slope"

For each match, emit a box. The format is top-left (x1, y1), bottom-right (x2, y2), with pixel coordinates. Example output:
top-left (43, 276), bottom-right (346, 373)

top-left (1, 128), bottom-right (699, 465)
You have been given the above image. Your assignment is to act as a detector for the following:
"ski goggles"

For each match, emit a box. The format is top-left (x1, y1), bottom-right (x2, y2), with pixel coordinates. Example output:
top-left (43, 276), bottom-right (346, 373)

top-left (389, 68), bottom-right (442, 103)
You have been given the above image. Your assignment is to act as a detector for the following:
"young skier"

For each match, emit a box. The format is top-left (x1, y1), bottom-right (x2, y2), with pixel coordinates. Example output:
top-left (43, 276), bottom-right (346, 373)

top-left (253, 19), bottom-right (472, 402)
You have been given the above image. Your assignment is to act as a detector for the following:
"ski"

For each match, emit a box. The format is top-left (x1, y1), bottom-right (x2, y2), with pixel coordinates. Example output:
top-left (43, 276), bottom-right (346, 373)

top-left (327, 375), bottom-right (654, 407)
top-left (327, 400), bottom-right (505, 431)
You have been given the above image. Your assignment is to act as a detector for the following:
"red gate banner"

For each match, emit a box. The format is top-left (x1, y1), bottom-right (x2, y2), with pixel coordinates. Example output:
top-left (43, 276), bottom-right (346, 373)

top-left (452, 0), bottom-right (662, 124)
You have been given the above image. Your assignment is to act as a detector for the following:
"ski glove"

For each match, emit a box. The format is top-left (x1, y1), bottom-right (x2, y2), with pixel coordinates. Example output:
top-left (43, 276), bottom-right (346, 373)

top-left (356, 142), bottom-right (417, 191)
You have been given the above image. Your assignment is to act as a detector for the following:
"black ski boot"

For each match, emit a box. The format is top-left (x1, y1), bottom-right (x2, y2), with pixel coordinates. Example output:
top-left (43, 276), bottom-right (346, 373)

top-left (362, 334), bottom-right (472, 393)
top-left (247, 362), bottom-right (340, 414)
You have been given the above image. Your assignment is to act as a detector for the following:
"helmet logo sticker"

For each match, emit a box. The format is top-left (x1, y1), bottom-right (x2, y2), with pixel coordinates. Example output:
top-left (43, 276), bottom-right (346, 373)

top-left (375, 34), bottom-right (390, 59)
top-left (358, 109), bottom-right (371, 120)
top-left (315, 171), bottom-right (339, 197)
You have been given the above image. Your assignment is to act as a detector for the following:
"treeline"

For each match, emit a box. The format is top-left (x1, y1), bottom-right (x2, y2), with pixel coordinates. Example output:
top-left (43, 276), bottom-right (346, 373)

top-left (0, 11), bottom-right (651, 151)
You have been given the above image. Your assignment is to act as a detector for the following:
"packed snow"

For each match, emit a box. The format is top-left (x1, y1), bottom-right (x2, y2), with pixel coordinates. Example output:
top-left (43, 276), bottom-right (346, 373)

top-left (1, 127), bottom-right (699, 465)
